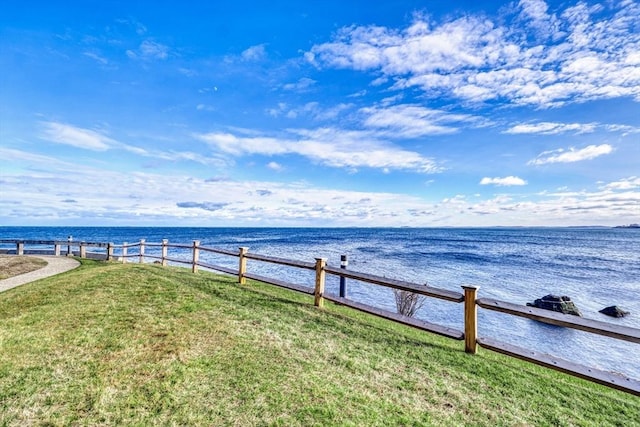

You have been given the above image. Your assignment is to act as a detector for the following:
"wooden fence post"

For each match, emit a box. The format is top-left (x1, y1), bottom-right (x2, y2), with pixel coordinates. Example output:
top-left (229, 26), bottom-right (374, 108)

top-left (462, 285), bottom-right (479, 354)
top-left (122, 243), bottom-right (128, 264)
top-left (139, 239), bottom-right (145, 264)
top-left (17, 241), bottom-right (24, 256)
top-left (192, 240), bottom-right (200, 273)
top-left (107, 243), bottom-right (113, 261)
top-left (54, 243), bottom-right (61, 256)
top-left (238, 247), bottom-right (248, 284)
top-left (79, 242), bottom-right (86, 259)
top-left (340, 254), bottom-right (348, 298)
top-left (161, 239), bottom-right (168, 266)
top-left (314, 258), bottom-right (327, 308)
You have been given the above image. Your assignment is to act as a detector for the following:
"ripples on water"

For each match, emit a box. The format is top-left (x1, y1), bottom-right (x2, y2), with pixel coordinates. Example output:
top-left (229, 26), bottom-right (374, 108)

top-left (1, 226), bottom-right (638, 378)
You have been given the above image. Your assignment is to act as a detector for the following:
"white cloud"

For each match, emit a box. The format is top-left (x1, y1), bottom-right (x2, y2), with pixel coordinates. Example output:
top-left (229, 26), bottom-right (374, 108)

top-left (518, 0), bottom-right (562, 39)
top-left (2, 148), bottom-right (638, 226)
top-left (177, 201), bottom-right (229, 211)
top-left (194, 127), bottom-right (442, 173)
top-left (480, 176), bottom-right (527, 186)
top-left (267, 161), bottom-right (283, 171)
top-left (0, 147), bottom-right (78, 166)
top-left (360, 104), bottom-right (477, 137)
top-left (266, 102), bottom-right (288, 117)
top-left (196, 104), bottom-right (216, 111)
top-left (40, 122), bottom-right (115, 151)
top-left (528, 144), bottom-right (613, 165)
top-left (266, 102), bottom-right (353, 121)
top-left (0, 149), bottom-right (444, 226)
top-left (307, 1), bottom-right (640, 107)
top-left (38, 122), bottom-right (229, 167)
top-left (601, 176), bottom-right (640, 191)
top-left (519, 0), bottom-right (551, 22)
top-left (127, 39), bottom-right (169, 60)
top-left (604, 124), bottom-right (640, 135)
top-left (504, 121), bottom-right (597, 135)
top-left (116, 18), bottom-right (147, 36)
top-left (140, 40), bottom-right (169, 59)
top-left (282, 77), bottom-right (316, 92)
top-left (241, 44), bottom-right (267, 61)
top-left (314, 103), bottom-right (353, 121)
top-left (505, 122), bottom-right (640, 135)
top-left (83, 51), bottom-right (108, 65)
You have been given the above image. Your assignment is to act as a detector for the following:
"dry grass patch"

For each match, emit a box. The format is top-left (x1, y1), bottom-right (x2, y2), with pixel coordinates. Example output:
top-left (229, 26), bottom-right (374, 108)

top-left (0, 255), bottom-right (47, 279)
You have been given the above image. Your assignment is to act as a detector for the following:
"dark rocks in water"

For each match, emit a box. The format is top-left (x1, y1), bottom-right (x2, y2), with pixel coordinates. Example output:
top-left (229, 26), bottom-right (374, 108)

top-left (599, 305), bottom-right (630, 318)
top-left (527, 294), bottom-right (582, 316)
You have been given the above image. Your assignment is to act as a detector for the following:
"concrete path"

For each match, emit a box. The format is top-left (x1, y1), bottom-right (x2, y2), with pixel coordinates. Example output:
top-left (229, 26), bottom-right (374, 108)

top-left (0, 256), bottom-right (80, 293)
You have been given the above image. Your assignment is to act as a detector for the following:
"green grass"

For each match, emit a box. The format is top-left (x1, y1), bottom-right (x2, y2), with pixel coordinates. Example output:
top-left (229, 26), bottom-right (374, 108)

top-left (0, 260), bottom-right (638, 426)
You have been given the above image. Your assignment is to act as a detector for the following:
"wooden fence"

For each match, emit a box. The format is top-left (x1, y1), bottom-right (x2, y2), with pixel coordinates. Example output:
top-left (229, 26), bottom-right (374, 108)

top-left (0, 239), bottom-right (113, 259)
top-left (2, 238), bottom-right (638, 396)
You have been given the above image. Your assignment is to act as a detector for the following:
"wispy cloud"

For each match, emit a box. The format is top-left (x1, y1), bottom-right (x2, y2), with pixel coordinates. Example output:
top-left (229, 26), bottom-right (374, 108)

top-left (0, 147), bottom-right (78, 167)
top-left (604, 124), bottom-right (640, 135)
top-left (83, 51), bottom-right (109, 65)
top-left (480, 176), bottom-right (527, 186)
top-left (504, 121), bottom-right (597, 135)
top-left (176, 202), bottom-right (229, 211)
top-left (179, 67), bottom-right (198, 77)
top-left (194, 127), bottom-right (442, 173)
top-left (282, 77), bottom-right (317, 92)
top-left (266, 102), bottom-right (353, 121)
top-left (307, 1), bottom-right (640, 108)
top-left (196, 104), bottom-right (216, 112)
top-left (504, 121), bottom-right (640, 135)
top-left (40, 122), bottom-right (115, 151)
top-left (267, 161), bottom-right (283, 171)
top-left (600, 176), bottom-right (640, 191)
top-left (528, 144), bottom-right (613, 165)
top-left (517, 0), bottom-right (562, 40)
top-left (39, 122), bottom-right (227, 167)
top-left (126, 39), bottom-right (169, 60)
top-left (360, 104), bottom-right (477, 137)
top-left (0, 151), bottom-right (441, 226)
top-left (2, 149), bottom-right (638, 226)
top-left (241, 44), bottom-right (267, 61)
top-left (115, 18), bottom-right (148, 35)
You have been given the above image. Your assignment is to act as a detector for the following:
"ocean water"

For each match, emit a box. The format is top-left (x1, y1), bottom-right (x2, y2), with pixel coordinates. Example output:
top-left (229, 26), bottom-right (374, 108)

top-left (1, 226), bottom-right (639, 378)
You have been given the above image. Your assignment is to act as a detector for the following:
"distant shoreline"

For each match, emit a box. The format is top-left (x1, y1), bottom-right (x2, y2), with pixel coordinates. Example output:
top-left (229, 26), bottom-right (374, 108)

top-left (0, 224), bottom-right (634, 229)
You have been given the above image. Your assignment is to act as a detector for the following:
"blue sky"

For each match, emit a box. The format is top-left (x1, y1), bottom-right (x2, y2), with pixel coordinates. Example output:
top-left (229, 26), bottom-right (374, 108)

top-left (1, 0), bottom-right (639, 226)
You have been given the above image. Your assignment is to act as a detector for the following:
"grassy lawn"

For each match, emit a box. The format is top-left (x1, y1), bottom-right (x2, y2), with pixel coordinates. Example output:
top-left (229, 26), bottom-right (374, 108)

top-left (0, 255), bottom-right (48, 280)
top-left (0, 260), bottom-right (638, 426)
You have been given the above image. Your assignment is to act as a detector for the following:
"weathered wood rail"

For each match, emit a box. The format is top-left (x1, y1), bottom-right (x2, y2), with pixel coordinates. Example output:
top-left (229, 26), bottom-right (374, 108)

top-left (477, 298), bottom-right (640, 344)
top-left (0, 239), bottom-right (113, 259)
top-left (1, 238), bottom-right (638, 396)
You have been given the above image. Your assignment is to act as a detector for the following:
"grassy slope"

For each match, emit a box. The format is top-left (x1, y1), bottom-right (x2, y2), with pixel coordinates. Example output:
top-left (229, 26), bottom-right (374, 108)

top-left (0, 260), bottom-right (637, 426)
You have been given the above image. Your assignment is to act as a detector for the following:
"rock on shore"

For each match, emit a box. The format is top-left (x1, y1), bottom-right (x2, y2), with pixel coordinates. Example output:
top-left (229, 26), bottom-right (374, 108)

top-left (599, 305), bottom-right (630, 318)
top-left (527, 294), bottom-right (582, 316)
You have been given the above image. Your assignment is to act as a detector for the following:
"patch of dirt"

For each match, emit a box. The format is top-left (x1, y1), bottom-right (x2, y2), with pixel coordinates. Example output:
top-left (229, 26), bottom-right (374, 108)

top-left (0, 255), bottom-right (48, 280)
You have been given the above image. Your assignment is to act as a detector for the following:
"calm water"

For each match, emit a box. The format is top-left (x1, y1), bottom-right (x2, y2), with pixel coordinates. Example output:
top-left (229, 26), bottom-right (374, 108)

top-left (2, 226), bottom-right (639, 378)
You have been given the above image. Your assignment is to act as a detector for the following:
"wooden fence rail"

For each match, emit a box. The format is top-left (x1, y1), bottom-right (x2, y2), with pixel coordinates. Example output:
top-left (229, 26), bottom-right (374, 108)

top-left (0, 239), bottom-right (114, 259)
top-left (2, 238), bottom-right (638, 396)
top-left (477, 298), bottom-right (640, 344)
top-left (323, 265), bottom-right (464, 302)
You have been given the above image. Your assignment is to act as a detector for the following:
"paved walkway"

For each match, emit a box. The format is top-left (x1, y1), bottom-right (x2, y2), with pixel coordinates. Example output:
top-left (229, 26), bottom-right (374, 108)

top-left (0, 256), bottom-right (80, 293)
